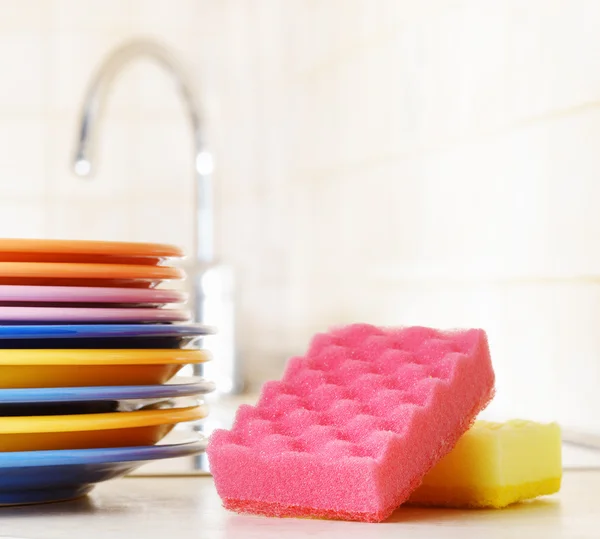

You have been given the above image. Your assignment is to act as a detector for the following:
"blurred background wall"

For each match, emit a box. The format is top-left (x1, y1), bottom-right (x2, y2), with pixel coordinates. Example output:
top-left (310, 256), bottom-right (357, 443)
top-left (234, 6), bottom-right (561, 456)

top-left (1, 0), bottom-right (599, 433)
top-left (0, 0), bottom-right (201, 245)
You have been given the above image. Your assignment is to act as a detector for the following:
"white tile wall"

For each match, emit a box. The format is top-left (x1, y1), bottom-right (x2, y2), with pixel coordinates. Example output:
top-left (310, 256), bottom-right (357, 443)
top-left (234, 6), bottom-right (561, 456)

top-left (52, 0), bottom-right (133, 32)
top-left (192, 0), bottom-right (600, 433)
top-left (0, 197), bottom-right (46, 238)
top-left (0, 3), bottom-right (51, 34)
top-left (1, 0), bottom-right (600, 432)
top-left (0, 119), bottom-right (47, 197)
top-left (0, 0), bottom-right (199, 252)
top-left (0, 34), bottom-right (48, 114)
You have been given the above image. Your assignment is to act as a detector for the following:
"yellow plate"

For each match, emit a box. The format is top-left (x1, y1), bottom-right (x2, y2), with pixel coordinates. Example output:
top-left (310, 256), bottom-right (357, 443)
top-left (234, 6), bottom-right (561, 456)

top-left (0, 349), bottom-right (209, 388)
top-left (0, 405), bottom-right (206, 451)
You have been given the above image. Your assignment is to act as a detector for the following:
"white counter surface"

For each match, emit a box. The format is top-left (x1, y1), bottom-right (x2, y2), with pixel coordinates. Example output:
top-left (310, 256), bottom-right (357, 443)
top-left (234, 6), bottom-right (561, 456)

top-left (0, 470), bottom-right (598, 539)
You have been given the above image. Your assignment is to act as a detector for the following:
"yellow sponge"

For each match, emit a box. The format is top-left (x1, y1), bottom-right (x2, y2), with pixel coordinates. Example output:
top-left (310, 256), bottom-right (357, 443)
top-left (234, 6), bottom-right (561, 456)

top-left (407, 419), bottom-right (562, 508)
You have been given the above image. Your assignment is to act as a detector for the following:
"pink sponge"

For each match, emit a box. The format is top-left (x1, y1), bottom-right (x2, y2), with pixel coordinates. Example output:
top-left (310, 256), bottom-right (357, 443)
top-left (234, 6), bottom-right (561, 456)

top-left (207, 324), bottom-right (495, 522)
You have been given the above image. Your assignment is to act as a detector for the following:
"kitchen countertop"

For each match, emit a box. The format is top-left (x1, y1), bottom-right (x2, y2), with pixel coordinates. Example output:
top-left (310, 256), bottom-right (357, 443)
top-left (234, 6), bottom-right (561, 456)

top-left (0, 471), bottom-right (598, 539)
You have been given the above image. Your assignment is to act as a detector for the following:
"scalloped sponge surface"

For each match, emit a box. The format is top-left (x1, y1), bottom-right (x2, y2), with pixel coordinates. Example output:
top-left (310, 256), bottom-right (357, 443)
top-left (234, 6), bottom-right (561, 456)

top-left (207, 324), bottom-right (495, 522)
top-left (408, 419), bottom-right (562, 508)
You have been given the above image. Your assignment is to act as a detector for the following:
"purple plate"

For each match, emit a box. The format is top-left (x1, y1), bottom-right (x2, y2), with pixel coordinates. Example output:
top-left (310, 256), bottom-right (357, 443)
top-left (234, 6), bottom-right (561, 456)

top-left (0, 285), bottom-right (187, 306)
top-left (0, 306), bottom-right (191, 323)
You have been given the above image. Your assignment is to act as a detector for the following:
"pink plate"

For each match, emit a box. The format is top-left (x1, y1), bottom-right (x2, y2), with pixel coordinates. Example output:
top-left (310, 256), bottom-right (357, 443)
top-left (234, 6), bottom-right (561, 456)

top-left (0, 286), bottom-right (187, 306)
top-left (0, 306), bottom-right (191, 323)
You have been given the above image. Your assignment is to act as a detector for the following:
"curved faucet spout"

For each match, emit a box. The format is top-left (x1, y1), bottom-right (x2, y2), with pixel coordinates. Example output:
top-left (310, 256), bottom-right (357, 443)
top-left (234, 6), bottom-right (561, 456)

top-left (72, 38), bottom-right (214, 264)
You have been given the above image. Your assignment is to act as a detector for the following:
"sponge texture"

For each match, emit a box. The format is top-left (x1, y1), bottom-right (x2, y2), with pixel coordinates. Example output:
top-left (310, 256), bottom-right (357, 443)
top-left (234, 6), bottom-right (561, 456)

top-left (408, 419), bottom-right (562, 508)
top-left (208, 324), bottom-right (495, 522)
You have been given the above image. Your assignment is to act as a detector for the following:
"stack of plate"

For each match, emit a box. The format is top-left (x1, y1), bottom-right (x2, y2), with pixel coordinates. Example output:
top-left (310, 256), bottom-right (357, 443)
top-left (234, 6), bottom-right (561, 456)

top-left (0, 239), bottom-right (215, 506)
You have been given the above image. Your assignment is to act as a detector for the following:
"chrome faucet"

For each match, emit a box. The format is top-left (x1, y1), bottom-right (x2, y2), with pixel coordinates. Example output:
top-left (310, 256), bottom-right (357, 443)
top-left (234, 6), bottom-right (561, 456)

top-left (72, 38), bottom-right (214, 266)
top-left (71, 39), bottom-right (243, 472)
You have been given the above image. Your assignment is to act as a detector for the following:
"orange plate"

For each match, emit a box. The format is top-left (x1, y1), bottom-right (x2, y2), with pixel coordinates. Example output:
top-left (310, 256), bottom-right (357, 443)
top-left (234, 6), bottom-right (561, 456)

top-left (0, 405), bottom-right (207, 451)
top-left (0, 239), bottom-right (184, 265)
top-left (0, 349), bottom-right (209, 388)
top-left (0, 262), bottom-right (184, 287)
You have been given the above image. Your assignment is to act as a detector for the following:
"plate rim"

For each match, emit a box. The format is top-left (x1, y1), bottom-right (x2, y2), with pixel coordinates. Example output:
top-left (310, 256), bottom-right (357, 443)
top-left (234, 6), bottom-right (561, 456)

top-left (0, 378), bottom-right (216, 402)
top-left (0, 404), bottom-right (207, 433)
top-left (0, 439), bottom-right (206, 468)
top-left (0, 323), bottom-right (216, 339)
top-left (0, 285), bottom-right (188, 303)
top-left (0, 305), bottom-right (192, 323)
top-left (0, 262), bottom-right (184, 281)
top-left (0, 348), bottom-right (210, 365)
top-left (0, 239), bottom-right (184, 258)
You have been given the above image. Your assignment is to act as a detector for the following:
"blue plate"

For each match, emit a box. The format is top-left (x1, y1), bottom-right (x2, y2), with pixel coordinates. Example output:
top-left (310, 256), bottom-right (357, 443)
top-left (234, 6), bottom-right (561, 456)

top-left (0, 323), bottom-right (215, 340)
top-left (0, 336), bottom-right (200, 349)
top-left (0, 378), bottom-right (215, 404)
top-left (0, 379), bottom-right (215, 415)
top-left (0, 440), bottom-right (206, 506)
